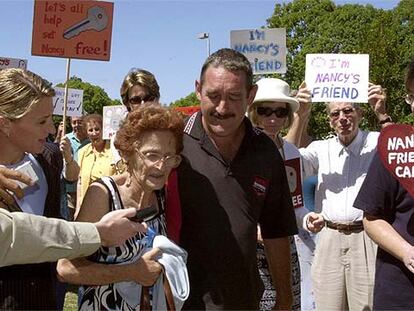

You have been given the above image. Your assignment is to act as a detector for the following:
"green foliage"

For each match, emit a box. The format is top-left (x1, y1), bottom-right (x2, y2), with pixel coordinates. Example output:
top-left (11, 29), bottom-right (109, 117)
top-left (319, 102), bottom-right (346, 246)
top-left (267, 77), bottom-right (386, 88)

top-left (56, 76), bottom-right (115, 115)
top-left (170, 92), bottom-right (200, 107)
top-left (266, 0), bottom-right (414, 139)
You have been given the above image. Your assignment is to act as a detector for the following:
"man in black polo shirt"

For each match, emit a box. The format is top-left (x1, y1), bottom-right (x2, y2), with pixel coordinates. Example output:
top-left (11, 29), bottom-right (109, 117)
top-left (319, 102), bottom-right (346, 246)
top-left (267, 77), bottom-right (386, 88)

top-left (177, 48), bottom-right (297, 310)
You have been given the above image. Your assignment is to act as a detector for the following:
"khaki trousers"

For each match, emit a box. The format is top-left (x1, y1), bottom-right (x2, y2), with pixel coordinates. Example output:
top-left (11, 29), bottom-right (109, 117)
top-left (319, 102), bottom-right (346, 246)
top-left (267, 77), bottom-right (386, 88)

top-left (311, 227), bottom-right (376, 311)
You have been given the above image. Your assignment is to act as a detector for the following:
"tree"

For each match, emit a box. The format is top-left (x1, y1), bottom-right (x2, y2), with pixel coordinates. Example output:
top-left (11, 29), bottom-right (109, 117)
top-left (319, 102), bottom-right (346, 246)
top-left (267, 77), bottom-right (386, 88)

top-left (170, 92), bottom-right (200, 107)
top-left (56, 76), bottom-right (117, 115)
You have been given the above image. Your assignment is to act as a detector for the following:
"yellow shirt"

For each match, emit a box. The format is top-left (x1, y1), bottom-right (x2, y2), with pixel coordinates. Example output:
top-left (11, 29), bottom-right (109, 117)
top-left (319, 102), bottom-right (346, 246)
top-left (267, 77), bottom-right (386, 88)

top-left (77, 141), bottom-right (116, 206)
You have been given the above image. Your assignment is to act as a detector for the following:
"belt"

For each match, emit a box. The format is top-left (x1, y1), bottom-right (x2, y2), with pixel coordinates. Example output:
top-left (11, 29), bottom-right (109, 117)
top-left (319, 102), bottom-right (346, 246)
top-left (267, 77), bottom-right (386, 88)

top-left (325, 220), bottom-right (364, 233)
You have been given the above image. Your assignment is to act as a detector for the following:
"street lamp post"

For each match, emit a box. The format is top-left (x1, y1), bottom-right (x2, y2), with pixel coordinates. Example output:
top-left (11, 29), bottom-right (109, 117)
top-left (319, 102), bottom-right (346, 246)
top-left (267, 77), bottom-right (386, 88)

top-left (197, 32), bottom-right (210, 57)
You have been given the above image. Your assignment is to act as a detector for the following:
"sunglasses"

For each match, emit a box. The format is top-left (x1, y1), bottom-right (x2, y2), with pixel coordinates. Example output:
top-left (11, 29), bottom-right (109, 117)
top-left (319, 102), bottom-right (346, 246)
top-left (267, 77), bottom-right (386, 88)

top-left (329, 107), bottom-right (356, 119)
top-left (256, 106), bottom-right (289, 118)
top-left (129, 95), bottom-right (156, 106)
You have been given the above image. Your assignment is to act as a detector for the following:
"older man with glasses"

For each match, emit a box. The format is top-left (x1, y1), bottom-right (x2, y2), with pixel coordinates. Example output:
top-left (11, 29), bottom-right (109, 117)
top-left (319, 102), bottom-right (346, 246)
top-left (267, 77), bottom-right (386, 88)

top-left (286, 83), bottom-right (390, 311)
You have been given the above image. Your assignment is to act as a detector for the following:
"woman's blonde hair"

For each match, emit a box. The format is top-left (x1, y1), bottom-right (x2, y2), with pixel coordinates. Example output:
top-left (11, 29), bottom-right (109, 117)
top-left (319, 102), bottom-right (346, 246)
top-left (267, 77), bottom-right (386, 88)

top-left (0, 68), bottom-right (55, 120)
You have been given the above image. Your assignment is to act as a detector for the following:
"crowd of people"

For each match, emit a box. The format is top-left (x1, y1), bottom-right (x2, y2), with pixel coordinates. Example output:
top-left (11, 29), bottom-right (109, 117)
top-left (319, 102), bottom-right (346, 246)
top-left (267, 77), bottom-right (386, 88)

top-left (0, 48), bottom-right (414, 311)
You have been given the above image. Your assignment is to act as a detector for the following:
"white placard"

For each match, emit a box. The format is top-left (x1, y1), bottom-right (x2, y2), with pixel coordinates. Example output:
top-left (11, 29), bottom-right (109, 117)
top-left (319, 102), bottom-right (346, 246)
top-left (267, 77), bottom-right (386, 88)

top-left (53, 87), bottom-right (83, 117)
top-left (103, 105), bottom-right (128, 140)
top-left (305, 54), bottom-right (369, 103)
top-left (0, 56), bottom-right (28, 70)
top-left (231, 28), bottom-right (286, 74)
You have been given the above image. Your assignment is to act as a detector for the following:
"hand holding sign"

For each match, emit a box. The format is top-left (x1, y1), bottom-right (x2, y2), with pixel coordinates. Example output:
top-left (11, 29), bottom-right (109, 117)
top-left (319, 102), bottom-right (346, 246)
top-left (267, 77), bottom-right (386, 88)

top-left (378, 124), bottom-right (414, 197)
top-left (368, 82), bottom-right (387, 116)
top-left (295, 81), bottom-right (312, 118)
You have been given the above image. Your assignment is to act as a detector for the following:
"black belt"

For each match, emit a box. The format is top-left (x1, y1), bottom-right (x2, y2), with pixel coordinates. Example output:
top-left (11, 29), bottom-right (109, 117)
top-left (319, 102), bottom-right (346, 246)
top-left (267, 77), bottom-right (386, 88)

top-left (325, 220), bottom-right (363, 233)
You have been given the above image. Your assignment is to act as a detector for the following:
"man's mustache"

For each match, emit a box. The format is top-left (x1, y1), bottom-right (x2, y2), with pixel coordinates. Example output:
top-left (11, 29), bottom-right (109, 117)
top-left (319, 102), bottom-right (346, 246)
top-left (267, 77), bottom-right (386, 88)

top-left (211, 112), bottom-right (235, 120)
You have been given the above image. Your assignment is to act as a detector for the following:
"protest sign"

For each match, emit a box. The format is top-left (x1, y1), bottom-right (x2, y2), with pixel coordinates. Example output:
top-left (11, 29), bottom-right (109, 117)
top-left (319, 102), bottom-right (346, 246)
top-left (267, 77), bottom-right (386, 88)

top-left (53, 87), bottom-right (83, 117)
top-left (378, 124), bottom-right (414, 197)
top-left (284, 158), bottom-right (304, 209)
top-left (305, 54), bottom-right (369, 103)
top-left (0, 57), bottom-right (28, 70)
top-left (31, 0), bottom-right (114, 61)
top-left (103, 105), bottom-right (128, 140)
top-left (231, 28), bottom-right (286, 74)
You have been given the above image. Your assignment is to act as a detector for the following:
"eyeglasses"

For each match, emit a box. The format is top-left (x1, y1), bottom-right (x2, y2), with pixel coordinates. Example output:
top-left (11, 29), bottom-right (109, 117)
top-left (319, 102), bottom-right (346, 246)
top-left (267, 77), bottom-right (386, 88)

top-left (256, 106), bottom-right (289, 118)
top-left (405, 94), bottom-right (414, 105)
top-left (129, 95), bottom-right (156, 106)
top-left (329, 107), bottom-right (356, 119)
top-left (136, 149), bottom-right (181, 168)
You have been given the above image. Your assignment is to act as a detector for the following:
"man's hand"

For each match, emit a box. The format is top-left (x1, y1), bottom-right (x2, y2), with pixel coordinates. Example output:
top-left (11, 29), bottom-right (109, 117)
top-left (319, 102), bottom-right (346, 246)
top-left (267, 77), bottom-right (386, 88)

top-left (306, 212), bottom-right (325, 233)
top-left (368, 83), bottom-right (387, 116)
top-left (0, 167), bottom-right (33, 208)
top-left (402, 244), bottom-right (414, 273)
top-left (94, 208), bottom-right (147, 247)
top-left (295, 81), bottom-right (312, 118)
top-left (60, 137), bottom-right (73, 163)
top-left (131, 248), bottom-right (163, 286)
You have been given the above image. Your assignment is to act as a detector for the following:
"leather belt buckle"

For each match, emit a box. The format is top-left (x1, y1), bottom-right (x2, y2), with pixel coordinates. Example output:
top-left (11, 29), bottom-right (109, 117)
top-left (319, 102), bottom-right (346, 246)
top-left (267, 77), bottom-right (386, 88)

top-left (325, 220), bottom-right (363, 234)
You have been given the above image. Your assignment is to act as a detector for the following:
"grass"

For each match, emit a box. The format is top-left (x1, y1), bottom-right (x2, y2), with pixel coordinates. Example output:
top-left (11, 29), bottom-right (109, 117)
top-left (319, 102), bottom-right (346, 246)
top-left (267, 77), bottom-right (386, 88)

top-left (63, 285), bottom-right (78, 311)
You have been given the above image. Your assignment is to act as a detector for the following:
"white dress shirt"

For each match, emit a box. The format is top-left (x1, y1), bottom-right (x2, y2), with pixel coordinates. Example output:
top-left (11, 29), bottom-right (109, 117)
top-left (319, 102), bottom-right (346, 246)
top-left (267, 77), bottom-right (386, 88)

top-left (300, 129), bottom-right (379, 223)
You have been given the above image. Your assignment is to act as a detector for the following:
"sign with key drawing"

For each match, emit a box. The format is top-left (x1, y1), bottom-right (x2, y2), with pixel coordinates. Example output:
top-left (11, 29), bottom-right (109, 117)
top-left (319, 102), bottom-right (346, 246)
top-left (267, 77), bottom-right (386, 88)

top-left (31, 0), bottom-right (114, 61)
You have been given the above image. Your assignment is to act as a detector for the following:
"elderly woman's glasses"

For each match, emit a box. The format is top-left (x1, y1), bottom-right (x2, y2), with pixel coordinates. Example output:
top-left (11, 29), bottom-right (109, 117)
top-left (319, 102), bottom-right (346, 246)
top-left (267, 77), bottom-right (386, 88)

top-left (405, 94), bottom-right (414, 105)
top-left (129, 95), bottom-right (156, 106)
top-left (136, 149), bottom-right (181, 168)
top-left (256, 106), bottom-right (289, 118)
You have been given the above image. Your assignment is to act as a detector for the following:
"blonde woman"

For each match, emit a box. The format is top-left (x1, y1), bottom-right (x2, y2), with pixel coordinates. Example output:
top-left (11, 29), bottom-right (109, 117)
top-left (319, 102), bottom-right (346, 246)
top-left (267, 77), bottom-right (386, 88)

top-left (248, 78), bottom-right (314, 311)
top-left (76, 114), bottom-right (116, 215)
top-left (0, 68), bottom-right (77, 309)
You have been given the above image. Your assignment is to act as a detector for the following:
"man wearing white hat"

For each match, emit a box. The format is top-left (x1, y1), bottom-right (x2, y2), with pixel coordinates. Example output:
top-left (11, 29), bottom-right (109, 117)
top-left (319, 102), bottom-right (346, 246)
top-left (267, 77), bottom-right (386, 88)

top-left (287, 83), bottom-right (390, 310)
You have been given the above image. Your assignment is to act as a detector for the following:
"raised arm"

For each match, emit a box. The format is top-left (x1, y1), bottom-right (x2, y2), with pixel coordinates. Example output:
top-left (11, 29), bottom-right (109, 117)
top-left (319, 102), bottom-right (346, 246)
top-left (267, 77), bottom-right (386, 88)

top-left (285, 82), bottom-right (312, 147)
top-left (60, 136), bottom-right (80, 182)
top-left (368, 83), bottom-right (392, 128)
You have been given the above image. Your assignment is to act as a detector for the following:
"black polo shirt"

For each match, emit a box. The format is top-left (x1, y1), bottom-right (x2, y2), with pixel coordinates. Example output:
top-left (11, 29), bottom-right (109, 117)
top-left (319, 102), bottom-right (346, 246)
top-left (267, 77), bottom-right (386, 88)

top-left (354, 152), bottom-right (414, 310)
top-left (178, 112), bottom-right (297, 310)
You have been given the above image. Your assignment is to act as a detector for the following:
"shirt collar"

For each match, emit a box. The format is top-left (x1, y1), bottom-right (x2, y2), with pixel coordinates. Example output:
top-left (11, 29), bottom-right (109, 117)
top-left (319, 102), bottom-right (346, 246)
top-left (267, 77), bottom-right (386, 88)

top-left (334, 129), bottom-right (363, 156)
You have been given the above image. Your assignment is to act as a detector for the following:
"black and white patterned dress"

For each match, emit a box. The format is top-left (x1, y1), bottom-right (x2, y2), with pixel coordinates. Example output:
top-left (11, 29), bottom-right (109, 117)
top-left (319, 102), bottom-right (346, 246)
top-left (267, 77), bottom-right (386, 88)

top-left (79, 177), bottom-right (167, 311)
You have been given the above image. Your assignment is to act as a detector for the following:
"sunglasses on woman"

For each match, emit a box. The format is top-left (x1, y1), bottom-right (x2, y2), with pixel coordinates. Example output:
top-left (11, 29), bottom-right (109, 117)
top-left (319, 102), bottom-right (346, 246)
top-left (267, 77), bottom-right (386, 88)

top-left (256, 106), bottom-right (289, 118)
top-left (129, 94), bottom-right (156, 106)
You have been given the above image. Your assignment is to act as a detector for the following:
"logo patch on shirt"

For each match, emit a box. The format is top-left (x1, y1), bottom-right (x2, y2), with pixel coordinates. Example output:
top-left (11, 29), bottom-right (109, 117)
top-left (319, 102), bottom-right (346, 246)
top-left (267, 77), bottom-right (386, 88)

top-left (253, 176), bottom-right (269, 195)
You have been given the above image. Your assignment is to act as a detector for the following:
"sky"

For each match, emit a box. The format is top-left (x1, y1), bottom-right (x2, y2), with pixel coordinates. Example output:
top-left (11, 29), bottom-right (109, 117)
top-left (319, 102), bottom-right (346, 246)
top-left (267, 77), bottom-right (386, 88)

top-left (0, 0), bottom-right (400, 105)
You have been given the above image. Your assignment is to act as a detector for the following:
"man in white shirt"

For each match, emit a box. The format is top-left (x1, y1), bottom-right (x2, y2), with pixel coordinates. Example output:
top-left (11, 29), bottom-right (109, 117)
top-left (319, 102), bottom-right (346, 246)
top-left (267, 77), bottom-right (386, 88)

top-left (286, 83), bottom-right (391, 310)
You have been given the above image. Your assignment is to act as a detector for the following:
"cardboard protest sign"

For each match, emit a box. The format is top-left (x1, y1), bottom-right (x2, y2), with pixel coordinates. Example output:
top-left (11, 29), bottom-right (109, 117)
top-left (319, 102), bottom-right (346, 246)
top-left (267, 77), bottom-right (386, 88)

top-left (284, 158), bottom-right (304, 208)
top-left (103, 105), bottom-right (128, 140)
top-left (0, 57), bottom-right (28, 70)
top-left (53, 87), bottom-right (83, 117)
top-left (305, 54), bottom-right (369, 103)
top-left (32, 0), bottom-right (114, 61)
top-left (231, 28), bottom-right (286, 74)
top-left (378, 124), bottom-right (414, 197)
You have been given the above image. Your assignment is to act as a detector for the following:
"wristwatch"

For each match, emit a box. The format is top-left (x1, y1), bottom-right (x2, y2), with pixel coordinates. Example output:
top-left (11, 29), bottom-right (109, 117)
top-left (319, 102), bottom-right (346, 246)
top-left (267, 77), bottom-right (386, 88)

top-left (378, 116), bottom-right (392, 125)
